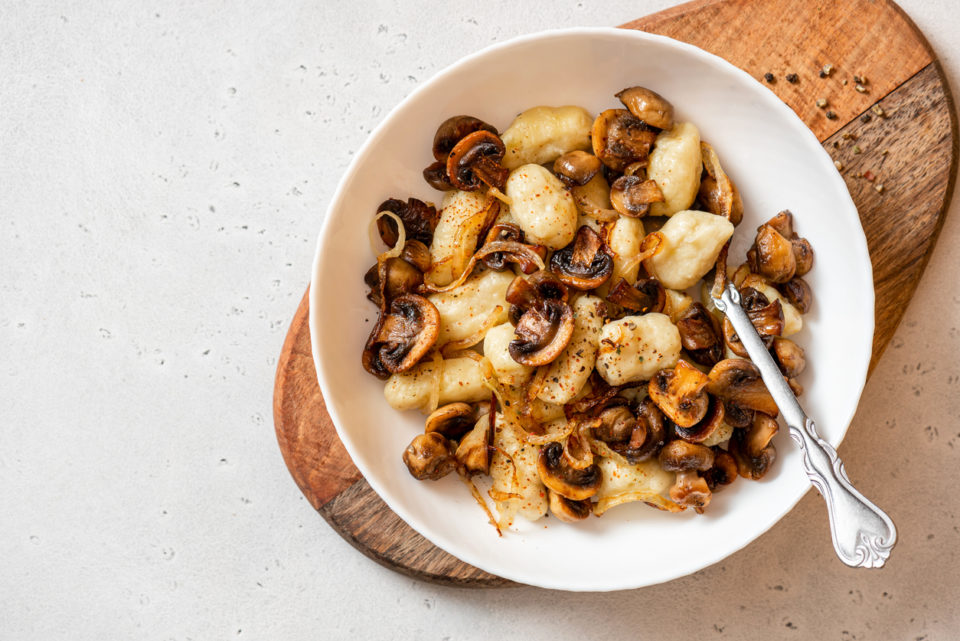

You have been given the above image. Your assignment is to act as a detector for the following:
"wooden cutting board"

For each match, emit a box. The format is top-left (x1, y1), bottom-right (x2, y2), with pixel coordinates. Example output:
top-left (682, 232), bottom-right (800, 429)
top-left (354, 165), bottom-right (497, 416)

top-left (273, 0), bottom-right (957, 587)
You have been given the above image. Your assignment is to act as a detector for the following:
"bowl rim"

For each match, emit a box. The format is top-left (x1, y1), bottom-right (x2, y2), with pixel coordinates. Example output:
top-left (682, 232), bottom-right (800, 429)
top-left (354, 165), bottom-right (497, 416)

top-left (308, 26), bottom-right (875, 591)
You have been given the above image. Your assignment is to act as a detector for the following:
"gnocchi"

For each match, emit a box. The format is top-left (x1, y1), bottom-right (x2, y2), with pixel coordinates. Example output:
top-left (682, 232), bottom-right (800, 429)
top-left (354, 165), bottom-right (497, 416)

top-left (647, 122), bottom-right (703, 217)
top-left (596, 313), bottom-right (682, 385)
top-left (428, 269), bottom-right (514, 345)
top-left (360, 86), bottom-right (818, 530)
top-left (501, 105), bottom-right (593, 170)
top-left (646, 210), bottom-right (735, 290)
top-left (505, 164), bottom-right (578, 249)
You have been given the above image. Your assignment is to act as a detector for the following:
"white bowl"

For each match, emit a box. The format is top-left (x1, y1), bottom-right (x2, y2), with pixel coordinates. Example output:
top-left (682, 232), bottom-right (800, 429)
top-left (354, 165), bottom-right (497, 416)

top-left (309, 28), bottom-right (873, 591)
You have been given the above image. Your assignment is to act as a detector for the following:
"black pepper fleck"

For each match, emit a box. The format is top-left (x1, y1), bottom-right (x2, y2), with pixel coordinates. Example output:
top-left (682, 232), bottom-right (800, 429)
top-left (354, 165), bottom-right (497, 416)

top-left (763, 72), bottom-right (775, 83)
top-left (825, 110), bottom-right (838, 120)
top-left (860, 113), bottom-right (872, 123)
top-left (786, 73), bottom-right (799, 83)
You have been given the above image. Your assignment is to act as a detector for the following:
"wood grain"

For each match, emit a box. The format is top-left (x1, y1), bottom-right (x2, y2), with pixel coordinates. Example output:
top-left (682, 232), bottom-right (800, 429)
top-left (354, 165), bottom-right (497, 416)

top-left (274, 0), bottom-right (957, 587)
top-left (624, 0), bottom-right (933, 141)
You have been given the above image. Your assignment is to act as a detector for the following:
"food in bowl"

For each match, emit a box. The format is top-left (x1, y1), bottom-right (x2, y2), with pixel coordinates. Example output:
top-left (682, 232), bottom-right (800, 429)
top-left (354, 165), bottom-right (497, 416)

top-left (359, 86), bottom-right (815, 531)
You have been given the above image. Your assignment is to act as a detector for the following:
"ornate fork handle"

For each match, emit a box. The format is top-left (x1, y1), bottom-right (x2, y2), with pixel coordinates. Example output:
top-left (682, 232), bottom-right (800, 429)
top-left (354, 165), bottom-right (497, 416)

top-left (714, 284), bottom-right (897, 568)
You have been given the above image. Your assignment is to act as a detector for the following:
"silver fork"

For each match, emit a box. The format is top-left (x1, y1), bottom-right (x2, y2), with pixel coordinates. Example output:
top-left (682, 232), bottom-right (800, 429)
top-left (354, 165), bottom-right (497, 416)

top-left (712, 283), bottom-right (897, 568)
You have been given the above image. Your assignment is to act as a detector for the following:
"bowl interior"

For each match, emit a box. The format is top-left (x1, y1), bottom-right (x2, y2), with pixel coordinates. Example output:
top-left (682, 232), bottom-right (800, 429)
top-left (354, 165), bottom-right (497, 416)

top-left (310, 28), bottom-right (873, 591)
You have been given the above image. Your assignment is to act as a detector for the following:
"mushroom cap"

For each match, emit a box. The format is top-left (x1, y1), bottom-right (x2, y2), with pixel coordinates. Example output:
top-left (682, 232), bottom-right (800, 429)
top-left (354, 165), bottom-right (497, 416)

top-left (606, 278), bottom-right (666, 315)
top-left (791, 237), bottom-right (815, 276)
top-left (425, 402), bottom-right (476, 439)
top-left (772, 337), bottom-right (806, 378)
top-left (402, 432), bottom-right (456, 481)
top-left (706, 358), bottom-right (779, 419)
top-left (553, 150), bottom-right (602, 187)
top-left (778, 277), bottom-right (812, 314)
top-left (729, 413), bottom-right (779, 480)
top-left (446, 130), bottom-right (509, 191)
top-left (548, 490), bottom-right (593, 523)
top-left (609, 175), bottom-right (664, 218)
top-left (658, 439), bottom-right (715, 472)
top-left (676, 302), bottom-right (723, 366)
top-left (362, 294), bottom-right (440, 379)
top-left (376, 198), bottom-right (440, 246)
top-left (537, 441), bottom-right (602, 501)
top-left (549, 225), bottom-right (614, 290)
top-left (509, 299), bottom-right (575, 367)
top-left (506, 270), bottom-right (570, 325)
top-left (423, 160), bottom-right (454, 191)
top-left (615, 86), bottom-right (675, 130)
top-left (648, 360), bottom-right (711, 428)
top-left (591, 109), bottom-right (658, 171)
top-left (432, 115), bottom-right (497, 161)
top-left (703, 450), bottom-right (738, 490)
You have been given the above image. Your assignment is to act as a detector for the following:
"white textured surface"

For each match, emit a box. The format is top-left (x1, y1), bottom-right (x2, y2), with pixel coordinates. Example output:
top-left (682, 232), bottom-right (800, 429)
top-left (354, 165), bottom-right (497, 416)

top-left (1, 0), bottom-right (958, 638)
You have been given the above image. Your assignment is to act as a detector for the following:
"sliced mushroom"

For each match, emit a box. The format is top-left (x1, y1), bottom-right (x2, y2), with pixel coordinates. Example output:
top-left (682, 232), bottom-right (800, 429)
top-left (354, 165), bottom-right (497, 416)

top-left (778, 277), bottom-right (812, 314)
top-left (706, 358), bottom-right (779, 419)
top-left (553, 150), bottom-right (602, 187)
top-left (606, 397), bottom-right (668, 463)
top-left (749, 210), bottom-right (815, 283)
top-left (591, 109), bottom-right (658, 171)
top-left (362, 294), bottom-right (440, 379)
top-left (648, 360), bottom-right (710, 428)
top-left (376, 198), bottom-right (440, 246)
top-left (549, 225), bottom-right (614, 290)
top-left (703, 449), bottom-right (738, 491)
top-left (749, 223), bottom-right (797, 283)
top-left (478, 222), bottom-right (545, 273)
top-left (548, 490), bottom-right (593, 522)
top-left (698, 141), bottom-right (744, 225)
top-left (364, 255), bottom-right (424, 309)
top-left (455, 417), bottom-right (492, 475)
top-left (606, 278), bottom-right (666, 315)
top-left (615, 86), bottom-right (675, 130)
top-left (537, 441), bottom-right (602, 501)
top-left (729, 412), bottom-right (779, 480)
top-left (402, 432), bottom-right (456, 481)
top-left (425, 402), bottom-right (476, 439)
top-left (431, 115), bottom-right (498, 161)
top-left (594, 404), bottom-right (637, 443)
top-left (676, 302), bottom-right (723, 366)
top-left (446, 130), bottom-right (510, 191)
top-left (509, 299), bottom-right (575, 367)
top-left (772, 337), bottom-right (806, 378)
top-left (658, 440), bottom-right (715, 509)
top-left (609, 175), bottom-right (665, 218)
top-left (674, 394), bottom-right (725, 443)
top-left (505, 270), bottom-right (568, 324)
top-left (722, 287), bottom-right (784, 357)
